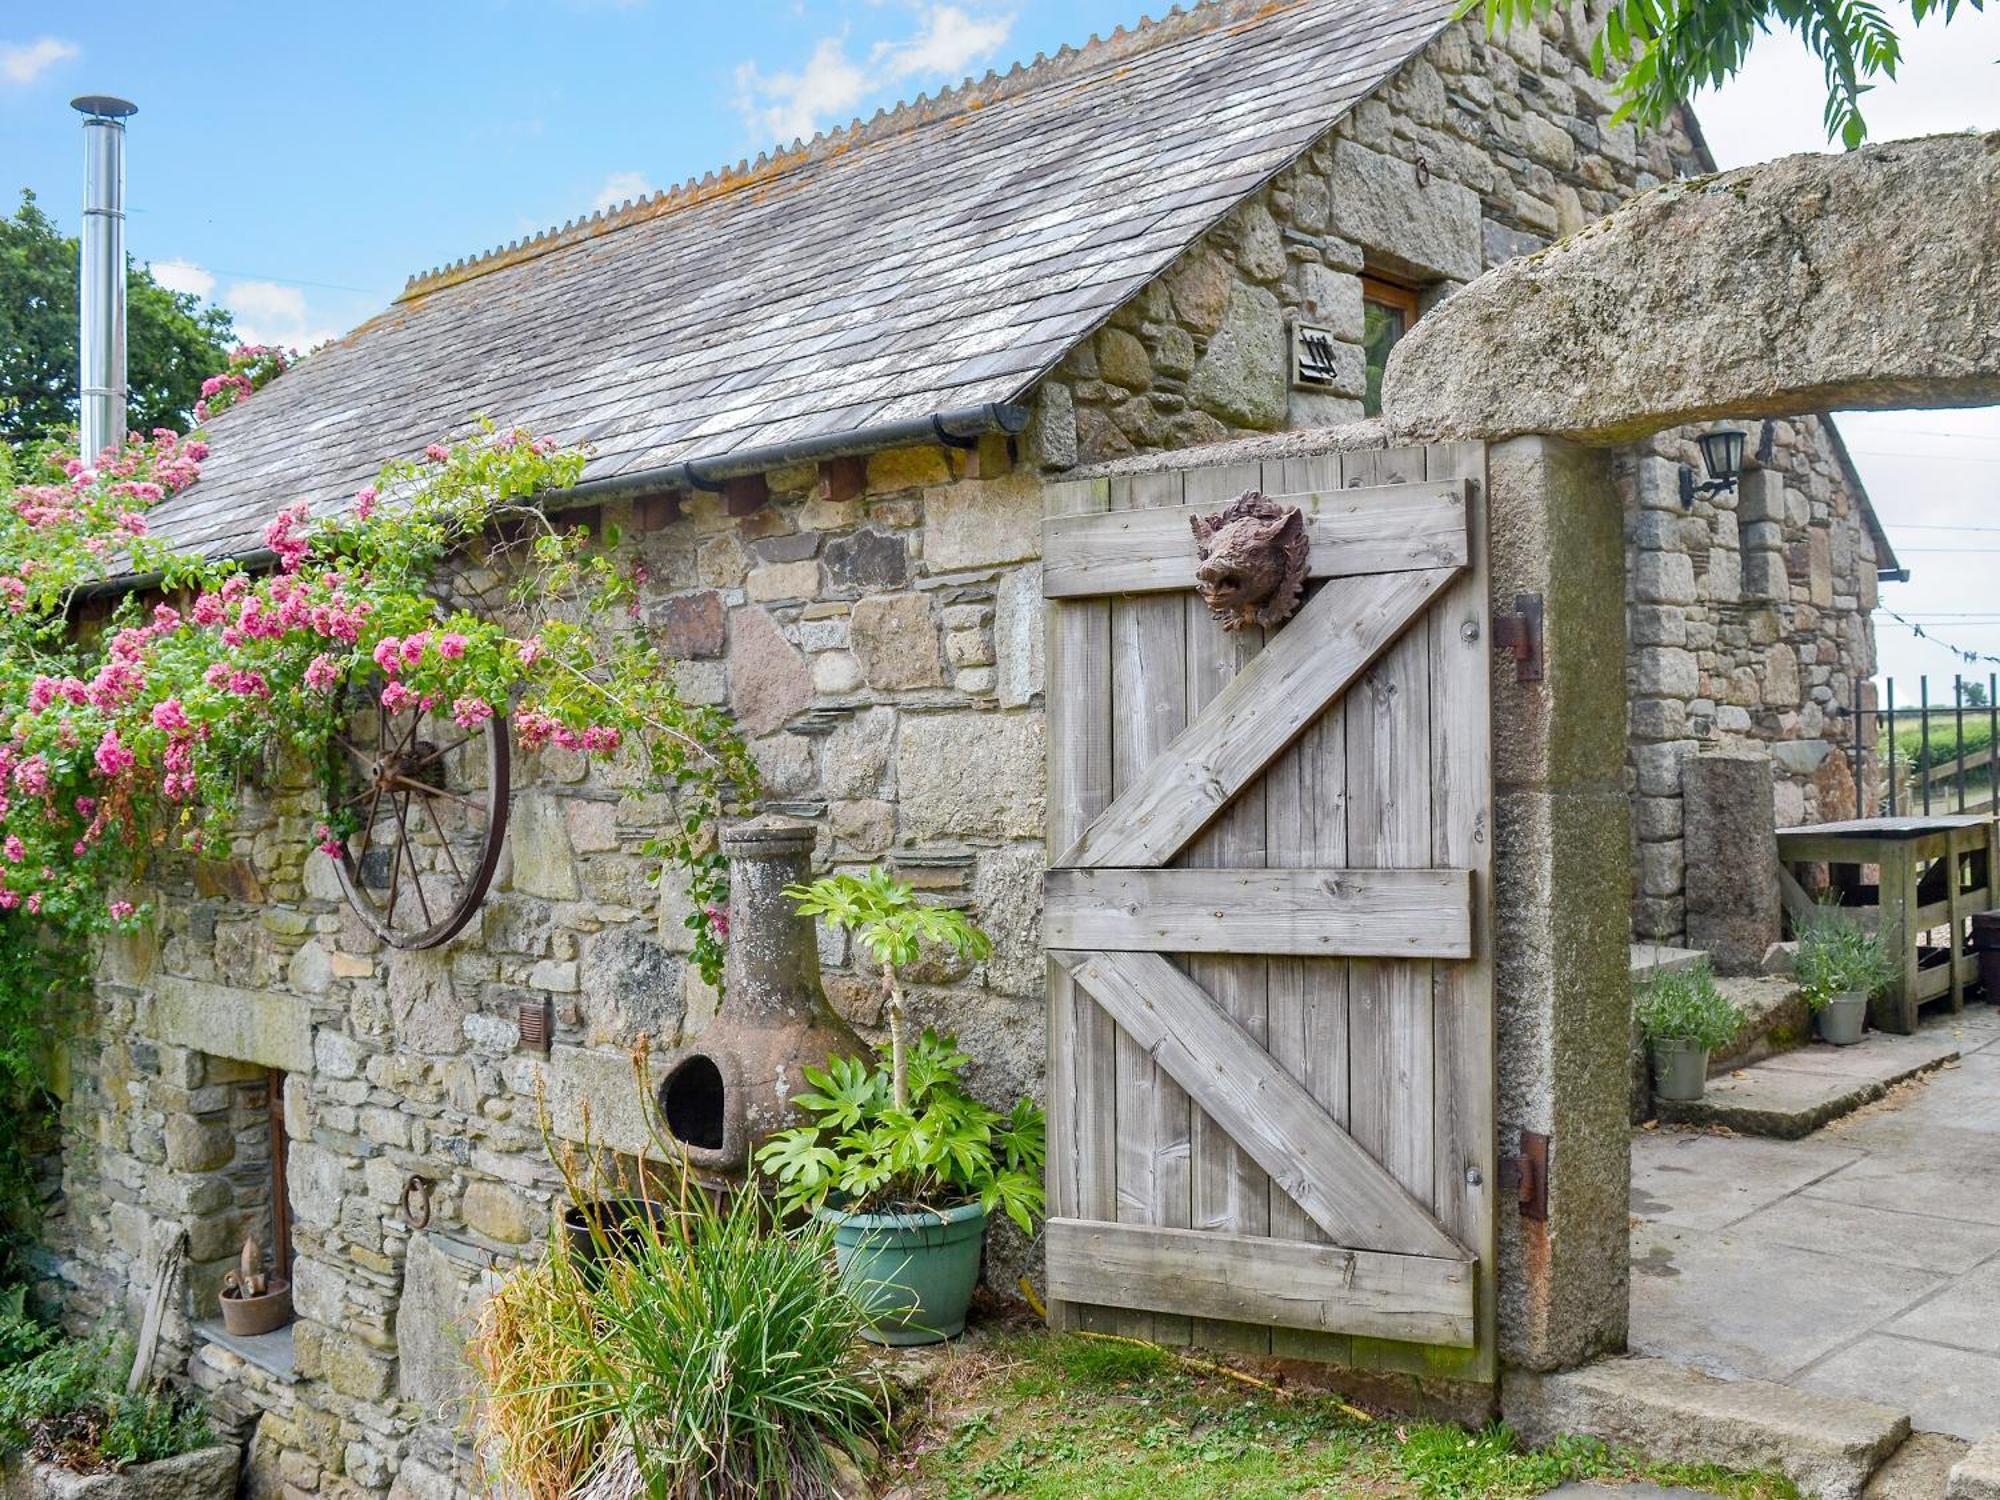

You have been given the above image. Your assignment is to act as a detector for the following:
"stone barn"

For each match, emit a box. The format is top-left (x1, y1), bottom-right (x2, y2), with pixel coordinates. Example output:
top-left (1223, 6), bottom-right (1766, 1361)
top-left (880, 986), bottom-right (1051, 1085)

top-left (46, 0), bottom-right (1897, 1493)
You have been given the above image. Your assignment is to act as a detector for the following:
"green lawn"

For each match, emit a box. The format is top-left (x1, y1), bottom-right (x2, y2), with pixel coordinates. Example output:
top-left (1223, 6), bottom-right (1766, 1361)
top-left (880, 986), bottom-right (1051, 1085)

top-left (893, 1333), bottom-right (1798, 1500)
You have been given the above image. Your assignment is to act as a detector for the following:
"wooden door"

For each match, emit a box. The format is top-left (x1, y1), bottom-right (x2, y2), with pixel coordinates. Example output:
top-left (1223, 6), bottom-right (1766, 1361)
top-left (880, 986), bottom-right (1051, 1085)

top-left (1041, 443), bottom-right (1495, 1376)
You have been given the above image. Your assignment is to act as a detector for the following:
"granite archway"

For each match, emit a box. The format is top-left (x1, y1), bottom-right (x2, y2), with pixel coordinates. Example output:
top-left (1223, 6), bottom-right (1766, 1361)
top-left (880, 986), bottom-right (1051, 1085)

top-left (1383, 131), bottom-right (2000, 444)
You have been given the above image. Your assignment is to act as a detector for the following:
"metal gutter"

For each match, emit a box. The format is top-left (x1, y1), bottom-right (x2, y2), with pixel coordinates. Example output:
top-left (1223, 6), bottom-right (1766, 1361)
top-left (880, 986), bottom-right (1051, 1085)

top-left (553, 400), bottom-right (1032, 507)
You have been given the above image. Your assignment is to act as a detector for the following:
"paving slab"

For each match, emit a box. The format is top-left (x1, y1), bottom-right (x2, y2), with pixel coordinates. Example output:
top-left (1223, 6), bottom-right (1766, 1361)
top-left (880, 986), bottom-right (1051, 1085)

top-left (1504, 1357), bottom-right (1909, 1500)
top-left (1631, 1129), bottom-right (1861, 1232)
top-left (1729, 1195), bottom-right (2000, 1276)
top-left (1888, 1259), bottom-right (2000, 1352)
top-left (1794, 1334), bottom-right (2000, 1442)
top-left (1657, 1032), bottom-right (1960, 1138)
top-left (1630, 1223), bottom-right (1944, 1382)
top-left (1865, 1432), bottom-right (1972, 1499)
top-left (1802, 1154), bottom-right (2000, 1227)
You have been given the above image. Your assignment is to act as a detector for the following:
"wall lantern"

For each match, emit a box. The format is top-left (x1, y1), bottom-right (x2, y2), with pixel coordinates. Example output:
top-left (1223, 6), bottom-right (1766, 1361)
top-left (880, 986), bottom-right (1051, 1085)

top-left (1679, 428), bottom-right (1748, 509)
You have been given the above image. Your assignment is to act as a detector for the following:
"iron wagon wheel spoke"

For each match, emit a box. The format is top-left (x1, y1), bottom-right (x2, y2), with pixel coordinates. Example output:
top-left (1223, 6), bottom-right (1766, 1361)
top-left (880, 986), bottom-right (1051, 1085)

top-left (399, 809), bottom-right (435, 929)
top-left (415, 789), bottom-right (466, 885)
top-left (384, 790), bottom-right (409, 923)
top-left (352, 779), bottom-right (388, 873)
top-left (385, 774), bottom-right (484, 812)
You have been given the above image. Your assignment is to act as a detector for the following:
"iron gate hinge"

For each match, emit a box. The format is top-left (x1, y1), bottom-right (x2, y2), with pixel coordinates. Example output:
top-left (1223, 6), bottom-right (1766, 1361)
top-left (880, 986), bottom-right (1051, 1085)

top-left (1492, 594), bottom-right (1545, 683)
top-left (1498, 1130), bottom-right (1550, 1221)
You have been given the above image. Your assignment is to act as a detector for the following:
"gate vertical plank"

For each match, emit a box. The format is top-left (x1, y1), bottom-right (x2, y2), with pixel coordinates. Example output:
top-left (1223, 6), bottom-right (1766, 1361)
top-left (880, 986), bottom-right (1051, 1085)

top-left (1110, 469), bottom-right (1192, 1345)
top-left (1044, 474), bottom-right (1114, 1334)
top-left (1341, 447), bottom-right (1438, 1379)
top-left (1263, 452), bottom-right (1357, 1365)
top-left (1181, 460), bottom-right (1272, 1356)
top-left (1426, 440), bottom-right (1498, 1384)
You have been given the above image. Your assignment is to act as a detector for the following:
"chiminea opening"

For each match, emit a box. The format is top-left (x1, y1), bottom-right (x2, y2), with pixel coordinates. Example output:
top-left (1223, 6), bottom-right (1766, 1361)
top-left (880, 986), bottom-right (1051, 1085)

top-left (660, 1054), bottom-right (726, 1152)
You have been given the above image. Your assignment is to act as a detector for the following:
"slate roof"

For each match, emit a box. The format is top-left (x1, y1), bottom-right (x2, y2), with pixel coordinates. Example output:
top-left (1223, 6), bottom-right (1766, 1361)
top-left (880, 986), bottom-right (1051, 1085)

top-left (150, 0), bottom-right (1456, 558)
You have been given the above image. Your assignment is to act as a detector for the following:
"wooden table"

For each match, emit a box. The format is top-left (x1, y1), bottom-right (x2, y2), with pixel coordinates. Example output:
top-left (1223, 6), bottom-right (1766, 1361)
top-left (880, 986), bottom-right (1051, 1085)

top-left (1775, 814), bottom-right (2000, 1033)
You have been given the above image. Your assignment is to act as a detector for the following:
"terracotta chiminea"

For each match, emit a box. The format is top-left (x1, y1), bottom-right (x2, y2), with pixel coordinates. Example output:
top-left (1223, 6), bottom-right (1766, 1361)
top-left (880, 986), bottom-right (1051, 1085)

top-left (655, 819), bottom-right (866, 1173)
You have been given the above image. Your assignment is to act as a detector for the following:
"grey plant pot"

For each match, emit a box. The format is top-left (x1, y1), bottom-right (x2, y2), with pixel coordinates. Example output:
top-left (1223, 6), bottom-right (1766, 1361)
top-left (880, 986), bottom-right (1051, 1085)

top-left (1817, 991), bottom-right (1868, 1046)
top-left (1651, 1040), bottom-right (1710, 1102)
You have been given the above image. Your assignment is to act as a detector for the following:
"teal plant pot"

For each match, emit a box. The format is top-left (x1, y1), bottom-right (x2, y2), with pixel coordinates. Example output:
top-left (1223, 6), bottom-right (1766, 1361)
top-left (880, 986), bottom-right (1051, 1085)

top-left (817, 1200), bottom-right (987, 1346)
top-left (1651, 1040), bottom-right (1710, 1102)
top-left (1817, 992), bottom-right (1868, 1046)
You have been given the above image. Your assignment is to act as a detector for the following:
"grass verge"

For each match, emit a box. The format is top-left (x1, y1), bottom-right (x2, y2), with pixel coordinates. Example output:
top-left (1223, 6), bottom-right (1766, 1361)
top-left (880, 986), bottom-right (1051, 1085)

top-left (891, 1331), bottom-right (1799, 1500)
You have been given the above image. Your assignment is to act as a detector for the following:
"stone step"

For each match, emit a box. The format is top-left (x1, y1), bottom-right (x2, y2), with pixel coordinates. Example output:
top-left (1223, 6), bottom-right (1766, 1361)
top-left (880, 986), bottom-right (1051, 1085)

top-left (1866, 1433), bottom-right (1972, 1499)
top-left (1948, 1435), bottom-right (2000, 1499)
top-left (1631, 944), bottom-right (1710, 979)
top-left (1711, 975), bottom-right (1813, 1073)
top-left (1654, 1029), bottom-right (1961, 1139)
top-left (1629, 955), bottom-right (1810, 1123)
top-left (1504, 1356), bottom-right (1910, 1500)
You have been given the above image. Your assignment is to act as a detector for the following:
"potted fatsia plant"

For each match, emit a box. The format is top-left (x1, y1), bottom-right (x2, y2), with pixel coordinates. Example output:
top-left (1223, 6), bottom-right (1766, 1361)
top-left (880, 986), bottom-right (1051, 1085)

top-left (1637, 960), bottom-right (1744, 1103)
top-left (756, 869), bottom-right (1045, 1345)
top-left (1795, 910), bottom-right (1895, 1046)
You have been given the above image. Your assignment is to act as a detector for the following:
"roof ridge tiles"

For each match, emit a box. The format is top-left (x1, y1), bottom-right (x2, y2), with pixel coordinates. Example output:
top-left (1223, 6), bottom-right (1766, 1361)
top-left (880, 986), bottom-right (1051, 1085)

top-left (398, 0), bottom-right (1270, 300)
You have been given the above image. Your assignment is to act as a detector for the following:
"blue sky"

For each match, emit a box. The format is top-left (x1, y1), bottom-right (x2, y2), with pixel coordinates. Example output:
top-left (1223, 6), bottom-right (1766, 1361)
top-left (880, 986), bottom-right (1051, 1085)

top-left (4, 0), bottom-right (1999, 685)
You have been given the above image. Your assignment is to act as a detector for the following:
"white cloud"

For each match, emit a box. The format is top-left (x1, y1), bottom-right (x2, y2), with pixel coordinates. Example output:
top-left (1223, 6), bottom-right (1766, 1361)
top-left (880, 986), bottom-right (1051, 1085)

top-left (1, 37), bottom-right (78, 85)
top-left (592, 170), bottom-right (654, 211)
top-left (148, 258), bottom-right (215, 300)
top-left (222, 280), bottom-right (339, 354)
top-left (735, 4), bottom-right (1014, 146)
top-left (884, 5), bottom-right (1014, 82)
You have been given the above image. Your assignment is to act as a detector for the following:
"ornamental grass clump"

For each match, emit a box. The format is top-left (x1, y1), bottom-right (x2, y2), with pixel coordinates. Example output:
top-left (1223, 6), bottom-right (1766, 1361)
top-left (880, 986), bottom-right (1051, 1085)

top-left (577, 1185), bottom-right (886, 1499)
top-left (471, 1062), bottom-right (888, 1500)
top-left (1635, 961), bottom-right (1742, 1052)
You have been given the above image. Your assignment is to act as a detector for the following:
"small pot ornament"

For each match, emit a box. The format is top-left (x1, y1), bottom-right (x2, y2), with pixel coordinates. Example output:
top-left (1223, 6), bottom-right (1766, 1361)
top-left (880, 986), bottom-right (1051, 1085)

top-left (219, 1232), bottom-right (293, 1337)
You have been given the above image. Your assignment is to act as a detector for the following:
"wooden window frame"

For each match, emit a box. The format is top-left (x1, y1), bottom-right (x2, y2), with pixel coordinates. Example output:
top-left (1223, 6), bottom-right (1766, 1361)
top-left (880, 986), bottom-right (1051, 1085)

top-left (1360, 274), bottom-right (1423, 328)
top-left (267, 1068), bottom-right (293, 1283)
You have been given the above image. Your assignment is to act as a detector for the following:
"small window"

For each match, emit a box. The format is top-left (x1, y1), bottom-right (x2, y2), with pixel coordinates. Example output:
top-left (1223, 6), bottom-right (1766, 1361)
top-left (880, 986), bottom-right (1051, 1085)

top-left (1361, 276), bottom-right (1423, 417)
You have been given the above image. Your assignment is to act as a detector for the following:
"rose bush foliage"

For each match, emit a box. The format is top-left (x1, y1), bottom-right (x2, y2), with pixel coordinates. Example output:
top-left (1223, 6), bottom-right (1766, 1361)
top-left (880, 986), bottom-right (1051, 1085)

top-left (0, 347), bottom-right (756, 1257)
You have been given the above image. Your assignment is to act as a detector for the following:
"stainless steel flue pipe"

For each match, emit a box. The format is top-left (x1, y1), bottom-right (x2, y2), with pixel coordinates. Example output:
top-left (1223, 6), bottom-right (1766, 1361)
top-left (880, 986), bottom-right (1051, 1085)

top-left (72, 95), bottom-right (137, 462)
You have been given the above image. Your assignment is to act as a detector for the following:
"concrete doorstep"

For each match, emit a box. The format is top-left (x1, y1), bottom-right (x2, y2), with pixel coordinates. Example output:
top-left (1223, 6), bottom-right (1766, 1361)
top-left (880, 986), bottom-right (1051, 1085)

top-left (1504, 1356), bottom-right (1910, 1500)
top-left (1654, 1031), bottom-right (1960, 1139)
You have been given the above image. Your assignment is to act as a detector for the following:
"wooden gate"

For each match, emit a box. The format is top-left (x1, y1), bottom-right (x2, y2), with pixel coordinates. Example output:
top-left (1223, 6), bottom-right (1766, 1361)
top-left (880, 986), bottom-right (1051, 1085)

top-left (1041, 442), bottom-right (1496, 1376)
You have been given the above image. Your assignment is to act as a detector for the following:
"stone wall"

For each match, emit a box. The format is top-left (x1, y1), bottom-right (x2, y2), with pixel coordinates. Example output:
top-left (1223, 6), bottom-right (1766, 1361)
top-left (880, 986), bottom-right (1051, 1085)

top-left (1622, 420), bottom-right (1880, 945)
top-left (47, 445), bottom-right (1052, 1500)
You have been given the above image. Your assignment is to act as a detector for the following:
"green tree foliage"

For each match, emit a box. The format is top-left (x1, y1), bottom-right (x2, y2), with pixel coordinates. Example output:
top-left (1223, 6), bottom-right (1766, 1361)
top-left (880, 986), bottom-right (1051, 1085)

top-left (0, 191), bottom-right (235, 444)
top-left (1463, 0), bottom-right (1985, 148)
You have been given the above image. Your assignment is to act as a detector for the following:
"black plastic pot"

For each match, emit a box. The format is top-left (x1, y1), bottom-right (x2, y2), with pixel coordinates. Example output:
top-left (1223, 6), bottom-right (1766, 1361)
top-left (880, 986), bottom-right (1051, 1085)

top-left (562, 1197), bottom-right (678, 1265)
top-left (1972, 911), bottom-right (2000, 1001)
